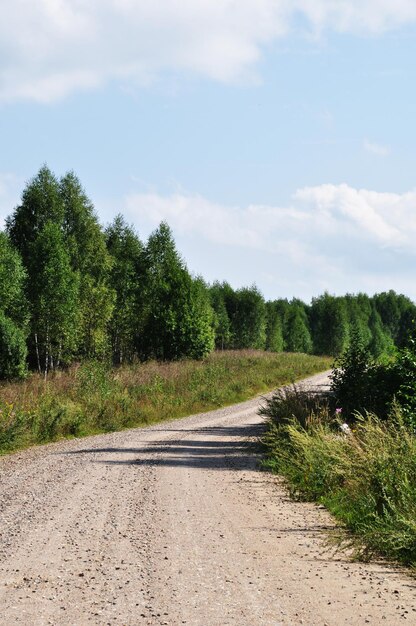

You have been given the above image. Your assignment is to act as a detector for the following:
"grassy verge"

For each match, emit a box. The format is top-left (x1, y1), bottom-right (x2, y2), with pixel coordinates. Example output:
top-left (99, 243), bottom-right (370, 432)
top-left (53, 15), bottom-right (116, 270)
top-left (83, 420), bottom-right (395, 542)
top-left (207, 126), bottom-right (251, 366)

top-left (0, 350), bottom-right (331, 455)
top-left (261, 388), bottom-right (416, 567)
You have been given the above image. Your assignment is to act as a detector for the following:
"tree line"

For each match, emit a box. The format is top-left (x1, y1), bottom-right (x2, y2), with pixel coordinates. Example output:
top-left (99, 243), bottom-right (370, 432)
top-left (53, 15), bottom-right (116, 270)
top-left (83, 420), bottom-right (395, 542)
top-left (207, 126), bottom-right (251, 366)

top-left (0, 166), bottom-right (415, 379)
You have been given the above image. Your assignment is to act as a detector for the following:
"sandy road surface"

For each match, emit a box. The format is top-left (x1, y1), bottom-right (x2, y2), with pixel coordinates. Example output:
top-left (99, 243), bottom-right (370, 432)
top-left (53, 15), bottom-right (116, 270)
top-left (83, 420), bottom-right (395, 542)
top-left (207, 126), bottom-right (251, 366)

top-left (0, 371), bottom-right (415, 625)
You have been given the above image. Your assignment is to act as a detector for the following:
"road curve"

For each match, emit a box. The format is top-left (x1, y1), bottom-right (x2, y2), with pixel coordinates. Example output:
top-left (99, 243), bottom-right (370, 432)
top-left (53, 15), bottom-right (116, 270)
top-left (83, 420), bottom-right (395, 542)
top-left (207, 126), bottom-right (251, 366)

top-left (0, 371), bottom-right (415, 625)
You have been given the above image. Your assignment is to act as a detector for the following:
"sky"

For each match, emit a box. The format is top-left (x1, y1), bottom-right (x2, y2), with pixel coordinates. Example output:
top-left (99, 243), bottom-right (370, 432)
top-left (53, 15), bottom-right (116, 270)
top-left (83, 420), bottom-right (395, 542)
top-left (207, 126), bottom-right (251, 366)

top-left (1, 0), bottom-right (416, 302)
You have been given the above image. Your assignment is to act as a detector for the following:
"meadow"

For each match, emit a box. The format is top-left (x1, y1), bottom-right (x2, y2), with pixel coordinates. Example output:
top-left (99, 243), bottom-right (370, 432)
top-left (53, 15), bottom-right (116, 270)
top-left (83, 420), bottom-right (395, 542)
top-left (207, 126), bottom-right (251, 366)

top-left (0, 350), bottom-right (331, 455)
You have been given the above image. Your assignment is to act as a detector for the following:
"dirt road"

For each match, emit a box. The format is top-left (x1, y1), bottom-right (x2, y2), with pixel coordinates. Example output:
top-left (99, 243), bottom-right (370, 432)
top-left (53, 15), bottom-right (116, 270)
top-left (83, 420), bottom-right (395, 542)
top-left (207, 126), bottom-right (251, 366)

top-left (0, 371), bottom-right (415, 625)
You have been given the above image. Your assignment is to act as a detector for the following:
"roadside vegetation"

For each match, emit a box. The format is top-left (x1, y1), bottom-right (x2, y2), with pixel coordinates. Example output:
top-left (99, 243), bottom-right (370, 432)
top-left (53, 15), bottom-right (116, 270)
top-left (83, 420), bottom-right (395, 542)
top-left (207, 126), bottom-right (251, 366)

top-left (0, 350), bottom-right (330, 454)
top-left (261, 333), bottom-right (416, 567)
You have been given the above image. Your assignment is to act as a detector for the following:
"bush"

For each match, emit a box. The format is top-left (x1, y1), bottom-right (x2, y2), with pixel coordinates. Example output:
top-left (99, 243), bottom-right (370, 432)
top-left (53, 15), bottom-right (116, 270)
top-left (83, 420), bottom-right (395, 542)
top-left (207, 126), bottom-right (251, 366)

top-left (394, 338), bottom-right (416, 429)
top-left (261, 387), bottom-right (416, 566)
top-left (0, 312), bottom-right (27, 380)
top-left (259, 385), bottom-right (331, 430)
top-left (330, 335), bottom-right (400, 421)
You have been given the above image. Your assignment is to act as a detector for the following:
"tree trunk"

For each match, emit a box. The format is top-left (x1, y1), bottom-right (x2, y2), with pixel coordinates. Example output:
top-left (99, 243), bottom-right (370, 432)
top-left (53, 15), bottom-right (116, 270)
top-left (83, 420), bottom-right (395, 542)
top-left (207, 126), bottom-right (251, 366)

top-left (35, 333), bottom-right (41, 374)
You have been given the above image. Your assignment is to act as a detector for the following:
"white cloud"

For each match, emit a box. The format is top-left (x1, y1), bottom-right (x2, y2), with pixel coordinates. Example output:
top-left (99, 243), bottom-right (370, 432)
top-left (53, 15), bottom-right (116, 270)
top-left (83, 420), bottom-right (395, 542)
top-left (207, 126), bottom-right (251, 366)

top-left (294, 0), bottom-right (416, 34)
top-left (1, 1), bottom-right (416, 103)
top-left (124, 183), bottom-right (416, 300)
top-left (363, 139), bottom-right (390, 157)
top-left (127, 183), bottom-right (416, 253)
top-left (0, 173), bottom-right (22, 229)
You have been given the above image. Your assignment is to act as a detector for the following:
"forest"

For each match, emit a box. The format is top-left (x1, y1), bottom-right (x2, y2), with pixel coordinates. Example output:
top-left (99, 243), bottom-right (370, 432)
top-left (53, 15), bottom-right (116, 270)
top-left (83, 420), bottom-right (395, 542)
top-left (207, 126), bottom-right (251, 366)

top-left (1, 165), bottom-right (415, 380)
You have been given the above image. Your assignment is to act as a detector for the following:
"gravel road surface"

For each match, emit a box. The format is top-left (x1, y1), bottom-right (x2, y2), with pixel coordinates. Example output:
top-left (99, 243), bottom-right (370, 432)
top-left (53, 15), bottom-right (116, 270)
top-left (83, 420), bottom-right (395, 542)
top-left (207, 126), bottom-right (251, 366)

top-left (0, 371), bottom-right (415, 625)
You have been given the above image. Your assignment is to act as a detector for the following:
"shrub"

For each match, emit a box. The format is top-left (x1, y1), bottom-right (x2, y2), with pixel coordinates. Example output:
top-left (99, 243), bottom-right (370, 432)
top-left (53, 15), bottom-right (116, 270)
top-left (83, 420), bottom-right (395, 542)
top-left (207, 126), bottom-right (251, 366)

top-left (0, 312), bottom-right (27, 380)
top-left (330, 334), bottom-right (400, 421)
top-left (394, 338), bottom-right (416, 429)
top-left (259, 385), bottom-right (331, 430)
top-left (261, 388), bottom-right (416, 566)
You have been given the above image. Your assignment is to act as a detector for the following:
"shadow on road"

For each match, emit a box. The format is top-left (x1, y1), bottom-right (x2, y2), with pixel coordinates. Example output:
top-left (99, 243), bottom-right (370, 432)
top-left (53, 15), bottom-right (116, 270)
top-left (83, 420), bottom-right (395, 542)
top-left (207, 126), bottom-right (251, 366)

top-left (62, 423), bottom-right (265, 471)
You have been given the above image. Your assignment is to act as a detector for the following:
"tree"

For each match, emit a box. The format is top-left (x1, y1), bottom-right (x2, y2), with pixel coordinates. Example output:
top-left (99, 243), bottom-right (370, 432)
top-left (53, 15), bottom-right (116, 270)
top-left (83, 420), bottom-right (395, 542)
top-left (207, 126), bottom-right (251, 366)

top-left (106, 215), bottom-right (143, 364)
top-left (309, 293), bottom-right (349, 356)
top-left (0, 312), bottom-right (27, 380)
top-left (60, 171), bottom-right (115, 358)
top-left (284, 305), bottom-right (312, 353)
top-left (368, 304), bottom-right (395, 358)
top-left (6, 166), bottom-right (64, 268)
top-left (138, 222), bottom-right (214, 360)
top-left (180, 277), bottom-right (215, 359)
top-left (210, 282), bottom-right (232, 350)
top-left (230, 286), bottom-right (266, 350)
top-left (0, 232), bottom-right (28, 327)
top-left (30, 222), bottom-right (79, 374)
top-left (265, 301), bottom-right (284, 352)
top-left (344, 293), bottom-right (372, 348)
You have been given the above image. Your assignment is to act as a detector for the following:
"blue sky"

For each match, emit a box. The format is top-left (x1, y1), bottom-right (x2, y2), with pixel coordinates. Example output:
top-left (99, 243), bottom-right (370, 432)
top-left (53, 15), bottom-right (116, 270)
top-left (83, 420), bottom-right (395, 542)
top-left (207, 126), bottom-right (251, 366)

top-left (1, 1), bottom-right (416, 301)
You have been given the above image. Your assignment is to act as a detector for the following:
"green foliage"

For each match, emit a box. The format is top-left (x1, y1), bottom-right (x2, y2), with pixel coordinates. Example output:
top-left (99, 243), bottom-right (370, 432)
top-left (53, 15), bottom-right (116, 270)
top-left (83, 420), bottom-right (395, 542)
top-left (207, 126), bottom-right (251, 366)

top-left (373, 290), bottom-right (416, 344)
top-left (265, 301), bottom-right (284, 352)
top-left (0, 232), bottom-right (28, 326)
top-left (106, 215), bottom-right (143, 364)
top-left (230, 286), bottom-right (266, 350)
top-left (0, 312), bottom-right (27, 379)
top-left (60, 171), bottom-right (115, 359)
top-left (284, 305), bottom-right (312, 353)
top-left (330, 331), bottom-right (400, 420)
top-left (6, 165), bottom-right (64, 268)
top-left (368, 305), bottom-right (395, 358)
top-left (138, 222), bottom-right (214, 360)
top-left (30, 221), bottom-right (79, 372)
top-left (330, 323), bottom-right (416, 422)
top-left (1, 165), bottom-right (415, 379)
top-left (330, 331), bottom-right (374, 418)
top-left (210, 282), bottom-right (232, 349)
top-left (262, 396), bottom-right (416, 566)
top-left (180, 277), bottom-right (215, 359)
top-left (394, 338), bottom-right (416, 429)
top-left (310, 293), bottom-right (349, 356)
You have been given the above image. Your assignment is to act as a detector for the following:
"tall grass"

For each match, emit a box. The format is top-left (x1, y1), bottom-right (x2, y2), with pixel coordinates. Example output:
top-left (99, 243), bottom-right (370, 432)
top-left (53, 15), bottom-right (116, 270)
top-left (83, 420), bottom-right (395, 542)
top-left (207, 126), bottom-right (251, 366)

top-left (261, 390), bottom-right (416, 567)
top-left (0, 350), bottom-right (331, 454)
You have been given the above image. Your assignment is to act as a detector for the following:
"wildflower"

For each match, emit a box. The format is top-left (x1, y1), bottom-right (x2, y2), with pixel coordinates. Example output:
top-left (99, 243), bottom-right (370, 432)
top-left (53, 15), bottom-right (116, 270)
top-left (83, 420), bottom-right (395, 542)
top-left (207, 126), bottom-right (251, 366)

top-left (340, 422), bottom-right (352, 435)
top-left (335, 407), bottom-right (342, 414)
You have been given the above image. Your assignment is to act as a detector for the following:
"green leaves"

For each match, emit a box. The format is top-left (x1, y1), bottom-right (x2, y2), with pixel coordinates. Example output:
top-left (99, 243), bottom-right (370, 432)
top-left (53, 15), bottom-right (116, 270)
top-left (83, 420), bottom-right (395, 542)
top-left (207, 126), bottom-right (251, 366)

top-left (31, 221), bottom-right (79, 371)
top-left (138, 223), bottom-right (214, 360)
top-left (0, 232), bottom-right (28, 379)
top-left (0, 312), bottom-right (27, 380)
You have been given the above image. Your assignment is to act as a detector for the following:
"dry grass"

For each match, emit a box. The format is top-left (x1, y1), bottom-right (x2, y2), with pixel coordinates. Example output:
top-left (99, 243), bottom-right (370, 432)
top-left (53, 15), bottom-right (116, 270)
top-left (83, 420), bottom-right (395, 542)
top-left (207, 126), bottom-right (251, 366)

top-left (0, 350), bottom-right (331, 454)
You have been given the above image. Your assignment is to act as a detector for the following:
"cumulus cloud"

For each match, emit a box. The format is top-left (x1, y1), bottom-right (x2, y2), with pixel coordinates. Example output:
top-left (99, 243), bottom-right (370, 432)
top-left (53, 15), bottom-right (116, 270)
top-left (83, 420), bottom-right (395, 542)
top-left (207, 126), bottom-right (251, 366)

top-left (124, 183), bottom-right (416, 299)
top-left (126, 183), bottom-right (416, 253)
top-left (1, 1), bottom-right (416, 103)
